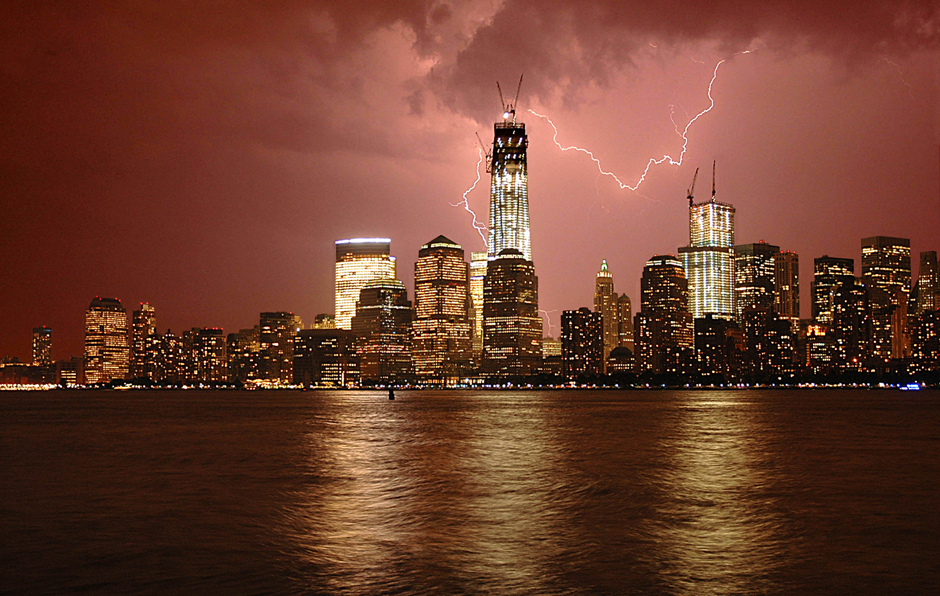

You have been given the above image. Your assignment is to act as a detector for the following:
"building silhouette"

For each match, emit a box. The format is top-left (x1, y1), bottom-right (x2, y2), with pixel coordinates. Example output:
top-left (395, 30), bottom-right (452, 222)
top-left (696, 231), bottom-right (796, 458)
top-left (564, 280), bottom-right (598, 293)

top-left (84, 297), bottom-right (129, 384)
top-left (862, 236), bottom-right (911, 359)
top-left (130, 303), bottom-right (155, 378)
top-left (734, 241), bottom-right (779, 323)
top-left (412, 236), bottom-right (472, 380)
top-left (679, 175), bottom-right (734, 320)
top-left (635, 255), bottom-right (694, 375)
top-left (32, 326), bottom-right (52, 366)
top-left (183, 327), bottom-right (227, 383)
top-left (915, 251), bottom-right (938, 316)
top-left (226, 327), bottom-right (261, 383)
top-left (482, 249), bottom-right (542, 376)
top-left (293, 329), bottom-right (359, 386)
top-left (561, 307), bottom-right (603, 377)
top-left (812, 256), bottom-right (855, 325)
top-left (594, 260), bottom-right (619, 371)
top-left (352, 279), bottom-right (413, 384)
top-left (334, 238), bottom-right (396, 330)
top-left (775, 250), bottom-right (800, 332)
top-left (831, 278), bottom-right (872, 369)
top-left (260, 312), bottom-right (302, 384)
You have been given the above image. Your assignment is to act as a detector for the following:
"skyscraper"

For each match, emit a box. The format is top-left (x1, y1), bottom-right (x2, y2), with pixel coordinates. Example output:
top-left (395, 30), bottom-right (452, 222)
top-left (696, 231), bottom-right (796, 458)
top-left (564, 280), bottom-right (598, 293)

top-left (734, 241), bottom-right (779, 323)
top-left (487, 106), bottom-right (530, 262)
top-left (131, 303), bottom-right (156, 378)
top-left (334, 238), bottom-right (397, 330)
top-left (812, 256), bottom-right (855, 325)
top-left (184, 327), bottom-right (227, 383)
top-left (260, 312), bottom-right (302, 384)
top-left (561, 307), bottom-right (604, 377)
top-left (634, 255), bottom-right (694, 375)
top-left (32, 326), bottom-right (52, 366)
top-left (679, 174), bottom-right (734, 320)
top-left (482, 249), bottom-right (542, 376)
top-left (916, 251), bottom-right (938, 315)
top-left (593, 260), bottom-right (619, 370)
top-left (84, 297), bottom-right (129, 384)
top-left (862, 236), bottom-right (911, 359)
top-left (831, 278), bottom-right (872, 368)
top-left (469, 251), bottom-right (487, 362)
top-left (617, 294), bottom-right (634, 353)
top-left (775, 250), bottom-right (800, 331)
top-left (293, 329), bottom-right (359, 387)
top-left (352, 279), bottom-right (414, 384)
top-left (412, 236), bottom-right (472, 380)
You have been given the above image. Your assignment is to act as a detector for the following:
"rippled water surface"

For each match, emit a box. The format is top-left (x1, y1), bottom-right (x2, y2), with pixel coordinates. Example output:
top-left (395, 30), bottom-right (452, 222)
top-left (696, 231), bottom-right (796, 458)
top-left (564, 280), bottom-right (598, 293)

top-left (2, 389), bottom-right (939, 594)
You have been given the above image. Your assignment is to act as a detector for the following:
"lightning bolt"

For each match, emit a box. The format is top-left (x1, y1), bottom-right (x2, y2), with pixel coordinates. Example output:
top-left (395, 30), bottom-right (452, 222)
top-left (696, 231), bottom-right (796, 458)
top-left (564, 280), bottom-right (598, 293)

top-left (528, 55), bottom-right (746, 193)
top-left (451, 147), bottom-right (489, 248)
top-left (539, 309), bottom-right (558, 337)
top-left (883, 57), bottom-right (915, 100)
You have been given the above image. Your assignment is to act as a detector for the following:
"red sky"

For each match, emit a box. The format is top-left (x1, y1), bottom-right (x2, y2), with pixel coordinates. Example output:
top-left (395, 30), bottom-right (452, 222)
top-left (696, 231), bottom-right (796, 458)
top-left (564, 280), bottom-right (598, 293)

top-left (1, 1), bottom-right (938, 360)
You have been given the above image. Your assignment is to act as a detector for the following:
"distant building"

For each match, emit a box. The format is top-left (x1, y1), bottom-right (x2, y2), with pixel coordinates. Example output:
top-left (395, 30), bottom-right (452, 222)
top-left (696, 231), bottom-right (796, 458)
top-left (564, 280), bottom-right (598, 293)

top-left (915, 251), bottom-right (938, 315)
top-left (482, 249), bottom-right (542, 377)
top-left (862, 236), bottom-right (911, 359)
top-left (812, 256), bottom-right (855, 325)
top-left (607, 346), bottom-right (635, 374)
top-left (831, 278), bottom-right (872, 369)
top-left (293, 329), bottom-right (359, 386)
top-left (32, 326), bottom-right (52, 366)
top-left (594, 260), bottom-right (619, 371)
top-left (184, 328), bottom-right (227, 383)
top-left (130, 303), bottom-right (156, 378)
top-left (84, 297), bottom-right (129, 384)
top-left (734, 241), bottom-right (779, 324)
top-left (742, 306), bottom-right (796, 379)
top-left (334, 238), bottom-right (397, 330)
top-left (260, 312), bottom-right (302, 384)
top-left (412, 236), bottom-right (472, 381)
top-left (561, 307), bottom-right (603, 377)
top-left (312, 314), bottom-right (336, 329)
top-left (541, 336), bottom-right (562, 358)
top-left (775, 250), bottom-right (800, 332)
top-left (469, 251), bottom-right (487, 363)
top-left (56, 356), bottom-right (84, 386)
top-left (617, 293), bottom-right (634, 353)
top-left (694, 315), bottom-right (737, 379)
top-left (635, 255), bottom-right (694, 375)
top-left (226, 327), bottom-right (261, 382)
top-left (352, 279), bottom-right (413, 384)
top-left (679, 173), bottom-right (735, 320)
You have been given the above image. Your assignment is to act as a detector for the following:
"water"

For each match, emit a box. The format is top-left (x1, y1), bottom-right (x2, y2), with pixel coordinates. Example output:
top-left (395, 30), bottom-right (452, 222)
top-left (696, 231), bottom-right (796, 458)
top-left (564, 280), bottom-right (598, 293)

top-left (2, 389), bottom-right (938, 595)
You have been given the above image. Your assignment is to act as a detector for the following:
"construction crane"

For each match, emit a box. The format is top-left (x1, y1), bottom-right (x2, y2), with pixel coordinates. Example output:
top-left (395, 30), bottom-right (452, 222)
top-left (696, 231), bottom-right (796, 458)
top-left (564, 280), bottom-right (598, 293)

top-left (496, 74), bottom-right (524, 124)
top-left (475, 132), bottom-right (494, 174)
top-left (687, 167), bottom-right (699, 207)
top-left (711, 160), bottom-right (716, 201)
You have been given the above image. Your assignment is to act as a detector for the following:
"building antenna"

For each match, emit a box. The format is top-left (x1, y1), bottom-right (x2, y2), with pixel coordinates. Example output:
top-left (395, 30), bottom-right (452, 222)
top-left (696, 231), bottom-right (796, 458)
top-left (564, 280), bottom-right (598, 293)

top-left (711, 160), bottom-right (716, 202)
top-left (497, 75), bottom-right (524, 123)
top-left (687, 167), bottom-right (699, 207)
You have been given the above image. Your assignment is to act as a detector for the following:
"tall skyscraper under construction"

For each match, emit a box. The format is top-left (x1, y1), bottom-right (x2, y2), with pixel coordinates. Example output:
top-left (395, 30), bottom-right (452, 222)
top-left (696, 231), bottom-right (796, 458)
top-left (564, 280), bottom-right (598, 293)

top-left (487, 79), bottom-right (531, 262)
top-left (678, 164), bottom-right (734, 320)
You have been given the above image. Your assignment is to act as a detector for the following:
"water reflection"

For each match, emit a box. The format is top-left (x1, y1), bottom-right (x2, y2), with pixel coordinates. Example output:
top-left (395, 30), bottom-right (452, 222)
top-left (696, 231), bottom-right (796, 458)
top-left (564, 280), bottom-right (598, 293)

top-left (648, 391), bottom-right (787, 594)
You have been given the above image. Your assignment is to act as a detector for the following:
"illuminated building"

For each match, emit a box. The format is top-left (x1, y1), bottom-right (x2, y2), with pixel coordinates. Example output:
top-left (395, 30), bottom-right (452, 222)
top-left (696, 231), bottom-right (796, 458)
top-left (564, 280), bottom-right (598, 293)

top-left (635, 255), bottom-right (694, 375)
top-left (862, 236), bottom-right (911, 359)
top-left (84, 297), bottom-right (129, 384)
top-left (260, 312), bottom-right (302, 384)
top-left (412, 236), bottom-right (472, 380)
top-left (561, 307), bottom-right (603, 377)
top-left (812, 256), bottom-right (855, 325)
top-left (487, 111), bottom-right (530, 262)
top-left (775, 250), bottom-right (800, 332)
top-left (334, 238), bottom-right (397, 330)
top-left (293, 329), bottom-right (359, 386)
top-left (469, 251), bottom-right (487, 361)
top-left (694, 315), bottom-right (737, 379)
top-left (742, 306), bottom-right (796, 379)
top-left (130, 303), bottom-right (155, 378)
top-left (617, 294), bottom-right (634, 353)
top-left (607, 347), bottom-right (635, 373)
top-left (184, 328), bottom-right (227, 383)
top-left (911, 310), bottom-right (940, 368)
top-left (482, 249), bottom-right (542, 377)
top-left (352, 279), bottom-right (413, 384)
top-left (679, 188), bottom-right (734, 320)
top-left (593, 260), bottom-right (619, 372)
top-left (802, 323), bottom-right (834, 374)
top-left (831, 278), bottom-right (872, 369)
top-left (916, 251), bottom-right (938, 315)
top-left (32, 327), bottom-right (52, 366)
top-left (226, 327), bottom-right (261, 382)
top-left (56, 356), bottom-right (84, 386)
top-left (541, 337), bottom-right (561, 357)
top-left (312, 314), bottom-right (336, 329)
top-left (152, 329), bottom-right (184, 384)
top-left (733, 241), bottom-right (779, 323)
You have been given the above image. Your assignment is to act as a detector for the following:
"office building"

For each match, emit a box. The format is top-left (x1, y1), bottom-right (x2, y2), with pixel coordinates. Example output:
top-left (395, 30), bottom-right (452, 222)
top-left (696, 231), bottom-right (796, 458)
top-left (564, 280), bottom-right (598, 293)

top-left (469, 251), bottom-right (488, 362)
top-left (32, 326), bottom-right (52, 366)
top-left (916, 251), bottom-right (938, 315)
top-left (482, 249), bottom-right (542, 376)
top-left (561, 307), bottom-right (604, 377)
top-left (775, 250), bottom-right (800, 332)
top-left (130, 303), bottom-right (156, 378)
top-left (312, 314), bottom-right (336, 329)
top-left (334, 238), bottom-right (397, 330)
top-left (412, 236), bottom-right (472, 380)
top-left (293, 329), bottom-right (359, 386)
top-left (487, 105), bottom-right (531, 262)
top-left (260, 312), bottom-right (302, 384)
top-left (352, 279), bottom-right (414, 384)
top-left (831, 278), bottom-right (872, 368)
top-left (184, 327), bottom-right (227, 383)
top-left (617, 294), bottom-right (634, 353)
top-left (226, 327), bottom-right (261, 383)
top-left (734, 241), bottom-right (779, 323)
top-left (679, 175), bottom-right (734, 320)
top-left (594, 260), bottom-right (619, 371)
top-left (634, 255), bottom-right (694, 375)
top-left (812, 256), bottom-right (855, 325)
top-left (862, 236), bottom-right (911, 359)
top-left (694, 315), bottom-right (737, 379)
top-left (84, 297), bottom-right (129, 384)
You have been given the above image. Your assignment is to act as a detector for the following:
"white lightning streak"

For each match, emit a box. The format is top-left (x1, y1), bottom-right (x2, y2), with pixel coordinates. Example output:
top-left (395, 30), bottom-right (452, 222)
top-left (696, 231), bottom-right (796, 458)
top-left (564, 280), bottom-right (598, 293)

top-left (528, 56), bottom-right (737, 193)
top-left (451, 147), bottom-right (489, 248)
top-left (539, 309), bottom-right (558, 337)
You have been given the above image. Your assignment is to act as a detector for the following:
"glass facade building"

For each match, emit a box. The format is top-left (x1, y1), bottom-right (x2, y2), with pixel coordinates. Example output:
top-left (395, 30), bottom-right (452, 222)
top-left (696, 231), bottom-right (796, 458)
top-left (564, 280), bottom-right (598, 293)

top-left (488, 118), bottom-right (531, 262)
top-left (469, 251), bottom-right (487, 362)
top-left (679, 198), bottom-right (735, 320)
top-left (334, 238), bottom-right (396, 331)
top-left (482, 249), bottom-right (542, 376)
top-left (84, 297), bottom-right (129, 384)
top-left (593, 260), bottom-right (619, 371)
top-left (734, 241), bottom-right (780, 324)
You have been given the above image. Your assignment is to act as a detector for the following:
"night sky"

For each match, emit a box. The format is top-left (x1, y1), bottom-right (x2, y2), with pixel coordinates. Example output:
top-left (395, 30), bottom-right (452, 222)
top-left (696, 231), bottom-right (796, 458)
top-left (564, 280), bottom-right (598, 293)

top-left (1, 1), bottom-right (938, 361)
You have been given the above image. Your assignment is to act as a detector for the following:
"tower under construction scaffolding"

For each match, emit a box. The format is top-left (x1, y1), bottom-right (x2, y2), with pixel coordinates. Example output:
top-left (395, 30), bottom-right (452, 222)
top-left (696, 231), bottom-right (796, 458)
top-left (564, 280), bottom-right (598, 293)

top-left (487, 77), bottom-right (531, 262)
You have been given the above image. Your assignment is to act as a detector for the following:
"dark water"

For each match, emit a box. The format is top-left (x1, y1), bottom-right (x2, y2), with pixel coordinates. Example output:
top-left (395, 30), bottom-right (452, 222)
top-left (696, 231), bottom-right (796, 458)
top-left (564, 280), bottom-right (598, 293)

top-left (2, 390), bottom-right (939, 595)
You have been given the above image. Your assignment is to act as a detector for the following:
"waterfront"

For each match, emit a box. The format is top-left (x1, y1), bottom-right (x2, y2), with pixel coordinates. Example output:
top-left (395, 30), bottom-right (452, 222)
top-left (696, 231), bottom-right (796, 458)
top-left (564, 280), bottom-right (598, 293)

top-left (2, 389), bottom-right (938, 594)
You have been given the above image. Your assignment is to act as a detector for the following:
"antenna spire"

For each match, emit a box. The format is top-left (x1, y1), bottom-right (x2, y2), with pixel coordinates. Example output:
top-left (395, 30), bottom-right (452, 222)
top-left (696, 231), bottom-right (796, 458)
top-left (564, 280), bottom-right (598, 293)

top-left (711, 160), bottom-right (716, 201)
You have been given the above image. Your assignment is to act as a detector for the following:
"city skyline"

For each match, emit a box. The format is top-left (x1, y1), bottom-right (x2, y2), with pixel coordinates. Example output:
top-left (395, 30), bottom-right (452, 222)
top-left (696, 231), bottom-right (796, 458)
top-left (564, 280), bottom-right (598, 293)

top-left (1, 2), bottom-right (938, 361)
